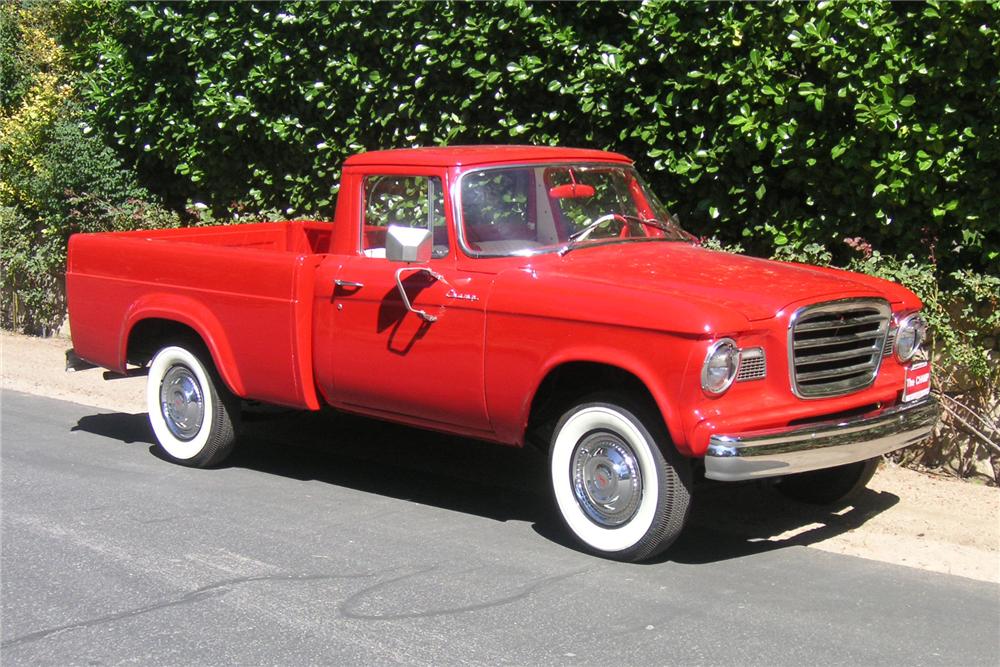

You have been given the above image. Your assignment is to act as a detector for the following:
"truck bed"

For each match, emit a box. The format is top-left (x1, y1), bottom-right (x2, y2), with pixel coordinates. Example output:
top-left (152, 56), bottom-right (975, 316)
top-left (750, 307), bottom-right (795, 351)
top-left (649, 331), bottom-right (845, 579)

top-left (112, 220), bottom-right (335, 254)
top-left (66, 221), bottom-right (334, 409)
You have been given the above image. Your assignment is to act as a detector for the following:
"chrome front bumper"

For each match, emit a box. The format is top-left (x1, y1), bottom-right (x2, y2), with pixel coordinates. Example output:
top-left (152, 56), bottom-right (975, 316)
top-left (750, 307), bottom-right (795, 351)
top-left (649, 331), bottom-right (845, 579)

top-left (704, 396), bottom-right (939, 482)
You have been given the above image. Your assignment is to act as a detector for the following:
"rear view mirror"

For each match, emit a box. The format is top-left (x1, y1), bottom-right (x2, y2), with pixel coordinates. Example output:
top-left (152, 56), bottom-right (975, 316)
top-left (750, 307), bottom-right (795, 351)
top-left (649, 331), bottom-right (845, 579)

top-left (384, 225), bottom-right (446, 323)
top-left (385, 225), bottom-right (432, 263)
top-left (548, 183), bottom-right (596, 199)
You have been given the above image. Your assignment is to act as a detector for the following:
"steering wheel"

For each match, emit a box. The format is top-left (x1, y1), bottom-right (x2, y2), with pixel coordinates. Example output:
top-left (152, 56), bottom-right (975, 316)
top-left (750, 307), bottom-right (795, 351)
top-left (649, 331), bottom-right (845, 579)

top-left (569, 213), bottom-right (629, 242)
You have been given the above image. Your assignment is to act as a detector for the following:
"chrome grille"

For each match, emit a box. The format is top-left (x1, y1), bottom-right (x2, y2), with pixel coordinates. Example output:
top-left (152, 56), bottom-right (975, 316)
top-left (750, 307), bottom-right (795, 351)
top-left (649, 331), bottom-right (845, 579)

top-left (789, 299), bottom-right (891, 399)
top-left (883, 326), bottom-right (897, 357)
top-left (736, 347), bottom-right (766, 382)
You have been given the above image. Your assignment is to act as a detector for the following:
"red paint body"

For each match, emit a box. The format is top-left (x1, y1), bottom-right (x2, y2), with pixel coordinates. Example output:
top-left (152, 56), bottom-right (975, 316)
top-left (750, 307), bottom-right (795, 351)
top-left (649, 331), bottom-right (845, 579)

top-left (66, 146), bottom-right (923, 457)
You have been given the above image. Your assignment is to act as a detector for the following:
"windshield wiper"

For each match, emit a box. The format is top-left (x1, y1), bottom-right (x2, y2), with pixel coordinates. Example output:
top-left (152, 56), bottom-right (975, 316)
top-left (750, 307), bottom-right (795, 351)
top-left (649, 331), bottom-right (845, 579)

top-left (558, 213), bottom-right (691, 256)
top-left (618, 214), bottom-right (694, 241)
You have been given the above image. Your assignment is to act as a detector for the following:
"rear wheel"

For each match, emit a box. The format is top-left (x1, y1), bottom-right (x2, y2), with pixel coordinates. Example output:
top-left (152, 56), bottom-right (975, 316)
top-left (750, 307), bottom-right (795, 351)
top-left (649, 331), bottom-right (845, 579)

top-left (549, 395), bottom-right (691, 562)
top-left (146, 345), bottom-right (240, 467)
top-left (776, 457), bottom-right (880, 505)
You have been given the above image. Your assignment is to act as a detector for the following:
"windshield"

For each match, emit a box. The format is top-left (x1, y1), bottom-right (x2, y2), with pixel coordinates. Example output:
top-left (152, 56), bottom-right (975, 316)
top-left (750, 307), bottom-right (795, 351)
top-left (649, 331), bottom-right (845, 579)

top-left (458, 163), bottom-right (691, 257)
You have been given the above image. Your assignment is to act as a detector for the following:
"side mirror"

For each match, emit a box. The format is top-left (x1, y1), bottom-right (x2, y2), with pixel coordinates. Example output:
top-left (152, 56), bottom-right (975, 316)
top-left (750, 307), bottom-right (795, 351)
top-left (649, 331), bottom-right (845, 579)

top-left (383, 224), bottom-right (446, 323)
top-left (548, 183), bottom-right (596, 199)
top-left (386, 224), bottom-right (432, 263)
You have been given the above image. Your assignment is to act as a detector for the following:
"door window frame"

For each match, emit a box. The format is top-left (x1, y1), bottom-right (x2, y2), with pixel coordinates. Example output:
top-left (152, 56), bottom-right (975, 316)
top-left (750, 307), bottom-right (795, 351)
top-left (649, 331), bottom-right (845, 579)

top-left (356, 170), bottom-right (452, 260)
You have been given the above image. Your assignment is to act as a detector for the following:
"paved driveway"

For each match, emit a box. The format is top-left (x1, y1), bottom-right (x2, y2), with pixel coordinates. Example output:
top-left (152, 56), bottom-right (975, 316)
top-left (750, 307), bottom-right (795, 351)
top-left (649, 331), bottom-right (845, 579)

top-left (3, 391), bottom-right (997, 665)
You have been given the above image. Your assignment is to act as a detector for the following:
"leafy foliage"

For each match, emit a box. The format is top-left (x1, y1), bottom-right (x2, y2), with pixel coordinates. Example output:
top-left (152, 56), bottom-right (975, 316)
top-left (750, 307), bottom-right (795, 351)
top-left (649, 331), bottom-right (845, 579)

top-left (0, 113), bottom-right (183, 333)
top-left (1, 2), bottom-right (72, 211)
top-left (60, 0), bottom-right (1000, 275)
top-left (848, 252), bottom-right (999, 480)
top-left (1, 3), bottom-right (180, 333)
top-left (2, 0), bottom-right (996, 478)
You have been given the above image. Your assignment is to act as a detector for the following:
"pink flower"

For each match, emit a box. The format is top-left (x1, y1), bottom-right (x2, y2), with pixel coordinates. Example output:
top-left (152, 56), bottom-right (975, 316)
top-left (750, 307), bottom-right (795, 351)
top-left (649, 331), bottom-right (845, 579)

top-left (844, 236), bottom-right (873, 259)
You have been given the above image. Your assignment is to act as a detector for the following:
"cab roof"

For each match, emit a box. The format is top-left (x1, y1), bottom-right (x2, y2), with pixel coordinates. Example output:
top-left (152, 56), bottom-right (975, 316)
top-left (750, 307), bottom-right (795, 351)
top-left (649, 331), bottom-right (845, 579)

top-left (344, 145), bottom-right (633, 168)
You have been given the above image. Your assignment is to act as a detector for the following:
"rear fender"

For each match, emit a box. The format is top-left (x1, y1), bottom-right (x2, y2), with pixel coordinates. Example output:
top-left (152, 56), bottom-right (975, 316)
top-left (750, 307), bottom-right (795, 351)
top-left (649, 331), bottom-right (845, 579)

top-left (120, 294), bottom-right (246, 397)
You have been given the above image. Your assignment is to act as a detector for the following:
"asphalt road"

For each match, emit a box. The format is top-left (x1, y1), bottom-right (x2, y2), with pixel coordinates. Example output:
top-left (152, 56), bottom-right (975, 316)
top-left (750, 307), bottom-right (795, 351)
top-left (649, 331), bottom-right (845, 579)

top-left (2, 390), bottom-right (998, 666)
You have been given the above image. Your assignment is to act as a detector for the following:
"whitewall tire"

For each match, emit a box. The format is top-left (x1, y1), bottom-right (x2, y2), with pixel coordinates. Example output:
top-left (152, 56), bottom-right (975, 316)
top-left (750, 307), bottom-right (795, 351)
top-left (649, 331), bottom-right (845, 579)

top-left (549, 396), bottom-right (691, 561)
top-left (146, 345), bottom-right (239, 467)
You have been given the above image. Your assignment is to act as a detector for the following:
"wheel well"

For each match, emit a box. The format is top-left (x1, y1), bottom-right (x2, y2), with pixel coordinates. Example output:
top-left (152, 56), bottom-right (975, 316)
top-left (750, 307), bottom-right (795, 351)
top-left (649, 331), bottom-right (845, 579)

top-left (126, 318), bottom-right (207, 367)
top-left (526, 362), bottom-right (662, 451)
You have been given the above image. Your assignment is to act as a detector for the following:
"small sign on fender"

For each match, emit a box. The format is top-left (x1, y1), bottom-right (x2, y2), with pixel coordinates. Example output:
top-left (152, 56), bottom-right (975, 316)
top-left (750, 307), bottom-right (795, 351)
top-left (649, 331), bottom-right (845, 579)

top-left (903, 361), bottom-right (931, 402)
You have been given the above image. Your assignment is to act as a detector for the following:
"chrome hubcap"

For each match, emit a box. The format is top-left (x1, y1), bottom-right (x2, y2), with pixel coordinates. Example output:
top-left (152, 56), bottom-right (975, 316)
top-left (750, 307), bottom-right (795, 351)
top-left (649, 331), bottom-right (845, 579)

top-left (160, 365), bottom-right (204, 441)
top-left (571, 431), bottom-right (642, 527)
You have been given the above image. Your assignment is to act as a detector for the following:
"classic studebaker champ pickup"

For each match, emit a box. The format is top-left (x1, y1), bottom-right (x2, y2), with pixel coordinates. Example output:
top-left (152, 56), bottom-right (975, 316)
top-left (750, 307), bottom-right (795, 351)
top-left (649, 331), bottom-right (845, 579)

top-left (67, 146), bottom-right (939, 561)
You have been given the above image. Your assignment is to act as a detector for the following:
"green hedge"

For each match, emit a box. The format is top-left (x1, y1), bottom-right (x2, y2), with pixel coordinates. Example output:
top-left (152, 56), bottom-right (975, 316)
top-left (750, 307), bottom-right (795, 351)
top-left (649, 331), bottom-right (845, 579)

top-left (1, 2), bottom-right (180, 333)
top-left (3, 1), bottom-right (996, 478)
top-left (61, 0), bottom-right (999, 275)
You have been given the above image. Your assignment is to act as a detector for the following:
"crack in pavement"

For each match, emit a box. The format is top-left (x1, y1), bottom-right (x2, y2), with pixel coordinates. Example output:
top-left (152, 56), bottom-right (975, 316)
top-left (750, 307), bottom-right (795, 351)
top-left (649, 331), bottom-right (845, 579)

top-left (338, 566), bottom-right (586, 620)
top-left (1, 571), bottom-right (375, 649)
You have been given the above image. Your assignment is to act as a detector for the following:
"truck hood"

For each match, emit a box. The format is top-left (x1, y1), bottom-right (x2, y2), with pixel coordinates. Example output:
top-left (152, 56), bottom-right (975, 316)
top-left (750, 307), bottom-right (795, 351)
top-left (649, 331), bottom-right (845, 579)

top-left (525, 242), bottom-right (897, 322)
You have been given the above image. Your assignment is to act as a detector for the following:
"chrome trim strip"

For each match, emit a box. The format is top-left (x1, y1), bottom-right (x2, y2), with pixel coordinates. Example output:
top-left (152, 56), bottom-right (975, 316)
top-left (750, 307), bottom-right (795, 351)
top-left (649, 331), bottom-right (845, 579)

top-left (883, 326), bottom-right (897, 357)
top-left (704, 396), bottom-right (939, 482)
top-left (787, 298), bottom-right (891, 399)
top-left (793, 331), bottom-right (883, 349)
top-left (793, 346), bottom-right (880, 365)
top-left (794, 312), bottom-right (886, 331)
top-left (795, 360), bottom-right (881, 382)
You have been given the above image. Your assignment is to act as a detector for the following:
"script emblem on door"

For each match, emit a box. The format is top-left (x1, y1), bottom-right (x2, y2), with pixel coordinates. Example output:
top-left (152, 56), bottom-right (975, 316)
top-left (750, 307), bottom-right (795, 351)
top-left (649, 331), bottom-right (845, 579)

top-left (445, 289), bottom-right (479, 302)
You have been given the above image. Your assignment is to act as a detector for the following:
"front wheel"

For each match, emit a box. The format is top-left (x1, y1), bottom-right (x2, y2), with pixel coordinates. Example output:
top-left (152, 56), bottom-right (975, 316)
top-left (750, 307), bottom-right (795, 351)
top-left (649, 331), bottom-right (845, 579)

top-left (146, 345), bottom-right (240, 467)
top-left (549, 396), bottom-right (692, 562)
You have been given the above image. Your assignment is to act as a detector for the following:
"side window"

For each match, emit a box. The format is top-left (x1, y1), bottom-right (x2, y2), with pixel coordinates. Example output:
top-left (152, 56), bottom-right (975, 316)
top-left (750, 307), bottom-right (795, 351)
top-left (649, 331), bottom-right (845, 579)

top-left (461, 168), bottom-right (541, 254)
top-left (362, 175), bottom-right (448, 258)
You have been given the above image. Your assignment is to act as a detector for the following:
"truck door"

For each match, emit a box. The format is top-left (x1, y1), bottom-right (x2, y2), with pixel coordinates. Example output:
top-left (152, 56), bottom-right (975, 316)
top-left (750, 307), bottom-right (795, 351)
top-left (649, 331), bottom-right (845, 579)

top-left (322, 173), bottom-right (492, 432)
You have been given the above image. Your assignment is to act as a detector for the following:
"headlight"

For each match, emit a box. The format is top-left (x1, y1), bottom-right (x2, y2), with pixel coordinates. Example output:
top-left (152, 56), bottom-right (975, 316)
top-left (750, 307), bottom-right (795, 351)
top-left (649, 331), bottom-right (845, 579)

top-left (701, 338), bottom-right (740, 395)
top-left (894, 313), bottom-right (927, 363)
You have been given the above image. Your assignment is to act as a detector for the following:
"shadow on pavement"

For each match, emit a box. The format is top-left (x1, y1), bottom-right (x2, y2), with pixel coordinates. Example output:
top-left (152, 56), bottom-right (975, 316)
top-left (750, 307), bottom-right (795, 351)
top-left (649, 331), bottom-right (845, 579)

top-left (71, 412), bottom-right (156, 445)
top-left (231, 409), bottom-right (553, 525)
top-left (72, 406), bottom-right (901, 564)
top-left (663, 484), bottom-right (900, 565)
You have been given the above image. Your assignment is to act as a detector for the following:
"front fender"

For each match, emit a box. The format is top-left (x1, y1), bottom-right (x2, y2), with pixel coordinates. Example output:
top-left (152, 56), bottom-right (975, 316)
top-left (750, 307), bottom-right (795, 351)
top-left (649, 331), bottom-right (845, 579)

top-left (483, 309), bottom-right (701, 455)
top-left (525, 343), bottom-right (697, 455)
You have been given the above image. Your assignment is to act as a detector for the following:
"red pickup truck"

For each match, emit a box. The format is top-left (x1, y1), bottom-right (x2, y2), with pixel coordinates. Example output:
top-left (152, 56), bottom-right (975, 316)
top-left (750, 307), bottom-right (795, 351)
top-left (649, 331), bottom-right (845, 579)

top-left (67, 146), bottom-right (938, 561)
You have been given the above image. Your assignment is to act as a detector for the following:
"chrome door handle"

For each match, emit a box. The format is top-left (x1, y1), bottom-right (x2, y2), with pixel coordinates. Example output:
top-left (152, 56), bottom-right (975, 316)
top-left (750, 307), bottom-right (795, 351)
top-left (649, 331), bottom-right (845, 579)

top-left (334, 279), bottom-right (364, 289)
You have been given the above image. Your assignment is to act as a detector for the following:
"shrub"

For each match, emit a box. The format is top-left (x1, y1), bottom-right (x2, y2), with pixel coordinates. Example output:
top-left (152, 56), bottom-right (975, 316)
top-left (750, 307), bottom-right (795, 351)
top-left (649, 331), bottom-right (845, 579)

top-left (59, 0), bottom-right (999, 276)
top-left (1, 102), bottom-right (185, 333)
top-left (846, 250), bottom-right (999, 481)
top-left (1, 3), bottom-right (181, 333)
top-left (0, 205), bottom-right (61, 334)
top-left (1, 2), bottom-right (72, 212)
